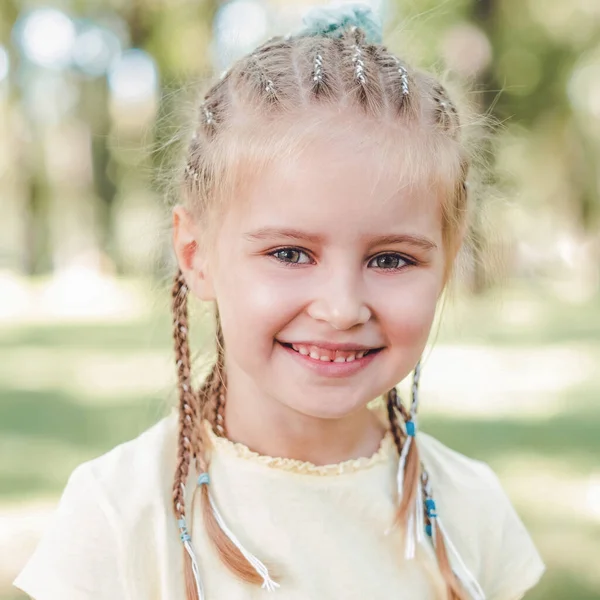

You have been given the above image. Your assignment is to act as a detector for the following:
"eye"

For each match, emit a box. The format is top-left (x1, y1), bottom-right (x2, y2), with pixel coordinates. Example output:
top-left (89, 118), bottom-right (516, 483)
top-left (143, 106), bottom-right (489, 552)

top-left (270, 247), bottom-right (312, 266)
top-left (368, 253), bottom-right (413, 271)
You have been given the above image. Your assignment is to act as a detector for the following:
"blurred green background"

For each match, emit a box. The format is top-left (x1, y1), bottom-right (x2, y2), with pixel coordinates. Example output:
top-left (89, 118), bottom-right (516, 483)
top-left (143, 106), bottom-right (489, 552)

top-left (1, 0), bottom-right (599, 598)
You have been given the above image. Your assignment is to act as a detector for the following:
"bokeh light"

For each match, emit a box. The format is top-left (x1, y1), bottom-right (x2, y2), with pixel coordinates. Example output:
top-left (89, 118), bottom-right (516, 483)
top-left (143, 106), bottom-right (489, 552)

top-left (107, 49), bottom-right (158, 104)
top-left (72, 23), bottom-right (122, 78)
top-left (0, 46), bottom-right (9, 83)
top-left (214, 0), bottom-right (269, 69)
top-left (16, 8), bottom-right (76, 70)
top-left (568, 50), bottom-right (600, 120)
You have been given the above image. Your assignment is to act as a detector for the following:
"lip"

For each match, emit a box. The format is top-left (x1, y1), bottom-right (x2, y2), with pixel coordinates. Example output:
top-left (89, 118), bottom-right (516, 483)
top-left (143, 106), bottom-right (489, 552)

top-left (276, 340), bottom-right (384, 378)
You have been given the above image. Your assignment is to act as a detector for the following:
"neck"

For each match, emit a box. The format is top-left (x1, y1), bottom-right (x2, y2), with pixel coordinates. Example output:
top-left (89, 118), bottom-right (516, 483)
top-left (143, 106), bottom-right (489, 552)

top-left (222, 382), bottom-right (386, 466)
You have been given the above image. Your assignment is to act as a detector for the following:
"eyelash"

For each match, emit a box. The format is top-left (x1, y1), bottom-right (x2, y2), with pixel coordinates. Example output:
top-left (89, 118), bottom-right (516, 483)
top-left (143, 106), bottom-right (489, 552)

top-left (268, 247), bottom-right (417, 272)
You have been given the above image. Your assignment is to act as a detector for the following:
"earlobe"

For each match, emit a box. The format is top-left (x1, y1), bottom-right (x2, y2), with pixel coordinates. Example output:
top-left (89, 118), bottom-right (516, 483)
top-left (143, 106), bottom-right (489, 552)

top-left (172, 205), bottom-right (216, 301)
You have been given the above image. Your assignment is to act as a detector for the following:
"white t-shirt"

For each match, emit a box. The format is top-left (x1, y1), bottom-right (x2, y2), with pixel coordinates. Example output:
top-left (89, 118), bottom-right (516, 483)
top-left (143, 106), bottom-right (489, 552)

top-left (14, 408), bottom-right (545, 600)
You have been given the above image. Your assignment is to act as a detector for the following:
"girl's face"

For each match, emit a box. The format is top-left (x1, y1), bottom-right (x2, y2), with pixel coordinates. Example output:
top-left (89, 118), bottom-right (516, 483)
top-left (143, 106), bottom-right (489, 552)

top-left (176, 128), bottom-right (452, 422)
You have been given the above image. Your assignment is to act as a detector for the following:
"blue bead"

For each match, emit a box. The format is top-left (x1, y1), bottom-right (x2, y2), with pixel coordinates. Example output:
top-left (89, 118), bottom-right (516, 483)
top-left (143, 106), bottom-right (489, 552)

top-left (180, 532), bottom-right (191, 542)
top-left (425, 524), bottom-right (432, 537)
top-left (197, 472), bottom-right (210, 486)
top-left (406, 421), bottom-right (416, 437)
top-left (177, 518), bottom-right (186, 528)
top-left (425, 498), bottom-right (436, 510)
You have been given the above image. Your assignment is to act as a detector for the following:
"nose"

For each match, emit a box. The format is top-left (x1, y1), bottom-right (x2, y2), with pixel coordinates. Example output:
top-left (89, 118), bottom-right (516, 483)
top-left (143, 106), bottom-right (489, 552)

top-left (307, 270), bottom-right (372, 330)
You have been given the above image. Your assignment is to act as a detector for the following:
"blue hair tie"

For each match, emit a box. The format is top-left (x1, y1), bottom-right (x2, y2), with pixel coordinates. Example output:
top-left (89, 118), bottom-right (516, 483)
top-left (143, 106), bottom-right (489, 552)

top-left (197, 472), bottom-right (210, 486)
top-left (405, 420), bottom-right (416, 437)
top-left (177, 517), bottom-right (191, 542)
top-left (298, 2), bottom-right (383, 44)
top-left (425, 498), bottom-right (437, 519)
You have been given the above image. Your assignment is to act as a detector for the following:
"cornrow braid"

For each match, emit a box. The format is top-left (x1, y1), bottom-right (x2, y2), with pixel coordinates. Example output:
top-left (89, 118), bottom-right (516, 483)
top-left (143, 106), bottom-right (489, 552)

top-left (236, 38), bottom-right (293, 105)
top-left (182, 71), bottom-right (236, 199)
top-left (202, 70), bottom-right (232, 134)
top-left (312, 50), bottom-right (324, 85)
top-left (432, 83), bottom-right (460, 137)
top-left (303, 37), bottom-right (339, 101)
top-left (340, 27), bottom-right (384, 114)
top-left (372, 46), bottom-right (416, 118)
top-left (349, 26), bottom-right (367, 85)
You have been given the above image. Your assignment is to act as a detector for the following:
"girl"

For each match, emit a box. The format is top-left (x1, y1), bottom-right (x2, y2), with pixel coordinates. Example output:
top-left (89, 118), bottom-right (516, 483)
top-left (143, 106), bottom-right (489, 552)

top-left (14, 4), bottom-right (545, 600)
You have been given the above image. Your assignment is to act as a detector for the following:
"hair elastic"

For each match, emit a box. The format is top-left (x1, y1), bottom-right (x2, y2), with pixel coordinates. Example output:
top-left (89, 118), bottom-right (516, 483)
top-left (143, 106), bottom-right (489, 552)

top-left (191, 473), bottom-right (279, 591)
top-left (177, 515), bottom-right (205, 599)
top-left (297, 2), bottom-right (383, 44)
top-left (178, 518), bottom-right (192, 543)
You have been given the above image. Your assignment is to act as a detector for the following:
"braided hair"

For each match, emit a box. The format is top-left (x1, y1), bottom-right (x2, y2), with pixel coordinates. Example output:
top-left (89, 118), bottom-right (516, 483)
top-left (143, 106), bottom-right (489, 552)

top-left (171, 6), bottom-right (477, 600)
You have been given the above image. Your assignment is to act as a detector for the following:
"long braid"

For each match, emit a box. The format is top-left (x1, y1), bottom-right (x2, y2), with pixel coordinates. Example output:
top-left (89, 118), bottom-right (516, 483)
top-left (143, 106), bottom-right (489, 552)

top-left (386, 388), bottom-right (404, 456)
top-left (171, 269), bottom-right (199, 514)
top-left (171, 270), bottom-right (204, 600)
top-left (386, 381), bottom-right (469, 600)
top-left (212, 313), bottom-right (227, 437)
top-left (172, 272), bottom-right (272, 590)
top-left (385, 386), bottom-right (421, 528)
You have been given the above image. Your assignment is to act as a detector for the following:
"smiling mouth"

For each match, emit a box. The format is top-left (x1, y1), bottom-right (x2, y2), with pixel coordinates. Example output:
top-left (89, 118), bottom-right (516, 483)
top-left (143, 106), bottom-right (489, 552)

top-left (277, 341), bottom-right (384, 363)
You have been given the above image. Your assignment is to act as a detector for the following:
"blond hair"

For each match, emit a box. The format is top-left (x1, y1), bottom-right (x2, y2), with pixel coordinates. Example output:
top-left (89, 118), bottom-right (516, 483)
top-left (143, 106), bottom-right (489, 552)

top-left (171, 24), bottom-right (477, 600)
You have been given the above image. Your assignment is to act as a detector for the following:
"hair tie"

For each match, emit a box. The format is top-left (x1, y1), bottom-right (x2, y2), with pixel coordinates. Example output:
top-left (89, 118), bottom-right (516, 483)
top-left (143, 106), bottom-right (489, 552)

top-left (295, 2), bottom-right (383, 44)
top-left (177, 517), bottom-right (192, 542)
top-left (198, 472), bottom-right (210, 486)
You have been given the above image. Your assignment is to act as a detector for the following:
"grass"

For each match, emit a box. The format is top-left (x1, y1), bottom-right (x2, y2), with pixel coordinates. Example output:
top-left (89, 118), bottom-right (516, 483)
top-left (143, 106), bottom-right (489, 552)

top-left (1, 280), bottom-right (599, 599)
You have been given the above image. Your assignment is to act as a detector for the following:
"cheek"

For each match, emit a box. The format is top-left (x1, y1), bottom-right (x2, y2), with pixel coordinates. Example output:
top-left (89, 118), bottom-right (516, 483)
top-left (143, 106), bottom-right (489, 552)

top-left (380, 273), bottom-right (440, 346)
top-left (214, 262), bottom-right (304, 350)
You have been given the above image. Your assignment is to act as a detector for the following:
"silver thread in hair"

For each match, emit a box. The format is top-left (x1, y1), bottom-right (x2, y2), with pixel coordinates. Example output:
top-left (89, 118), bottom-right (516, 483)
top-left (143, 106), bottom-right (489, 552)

top-left (396, 61), bottom-right (409, 96)
top-left (185, 164), bottom-right (199, 182)
top-left (202, 102), bottom-right (215, 126)
top-left (434, 86), bottom-right (457, 118)
top-left (313, 52), bottom-right (324, 84)
top-left (350, 28), bottom-right (366, 84)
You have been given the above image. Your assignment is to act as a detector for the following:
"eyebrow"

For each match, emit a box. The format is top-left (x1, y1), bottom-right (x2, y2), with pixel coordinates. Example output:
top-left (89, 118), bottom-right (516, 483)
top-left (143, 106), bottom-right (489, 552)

top-left (243, 227), bottom-right (438, 251)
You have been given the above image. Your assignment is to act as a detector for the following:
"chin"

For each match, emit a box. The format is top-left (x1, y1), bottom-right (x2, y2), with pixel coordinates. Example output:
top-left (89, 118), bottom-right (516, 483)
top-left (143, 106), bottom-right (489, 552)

top-left (280, 391), bottom-right (370, 421)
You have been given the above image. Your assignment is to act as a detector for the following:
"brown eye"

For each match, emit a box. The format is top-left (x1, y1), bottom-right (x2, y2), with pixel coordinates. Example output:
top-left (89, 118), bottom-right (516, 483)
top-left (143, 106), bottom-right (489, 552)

top-left (369, 253), bottom-right (410, 270)
top-left (271, 248), bottom-right (311, 265)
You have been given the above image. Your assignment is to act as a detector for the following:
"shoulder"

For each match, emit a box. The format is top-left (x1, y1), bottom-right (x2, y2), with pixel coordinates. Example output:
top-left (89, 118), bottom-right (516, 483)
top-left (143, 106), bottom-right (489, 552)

top-left (417, 432), bottom-right (546, 600)
top-left (14, 411), bottom-right (181, 600)
top-left (417, 431), bottom-right (500, 496)
top-left (82, 410), bottom-right (179, 518)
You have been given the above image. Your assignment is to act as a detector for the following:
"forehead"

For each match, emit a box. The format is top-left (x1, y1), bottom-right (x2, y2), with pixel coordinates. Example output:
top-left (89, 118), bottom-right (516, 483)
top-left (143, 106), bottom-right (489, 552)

top-left (225, 124), bottom-right (446, 241)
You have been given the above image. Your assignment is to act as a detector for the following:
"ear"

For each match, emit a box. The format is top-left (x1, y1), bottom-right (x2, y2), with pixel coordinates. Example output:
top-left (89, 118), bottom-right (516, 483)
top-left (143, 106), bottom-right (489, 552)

top-left (172, 205), bottom-right (216, 301)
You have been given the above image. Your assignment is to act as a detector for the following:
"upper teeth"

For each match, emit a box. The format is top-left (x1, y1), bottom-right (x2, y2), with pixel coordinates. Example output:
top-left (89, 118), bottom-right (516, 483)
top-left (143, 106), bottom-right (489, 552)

top-left (290, 344), bottom-right (368, 362)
